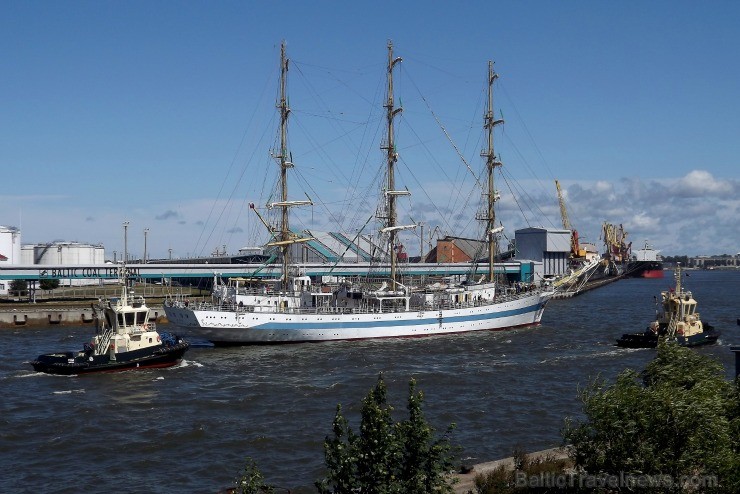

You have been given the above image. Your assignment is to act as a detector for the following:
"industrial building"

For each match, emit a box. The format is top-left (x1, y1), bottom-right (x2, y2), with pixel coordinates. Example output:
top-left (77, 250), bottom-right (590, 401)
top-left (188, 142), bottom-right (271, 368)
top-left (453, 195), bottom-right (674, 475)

top-left (0, 226), bottom-right (21, 295)
top-left (424, 236), bottom-right (486, 263)
top-left (513, 227), bottom-right (572, 280)
top-left (273, 227), bottom-right (565, 282)
top-left (0, 225), bottom-right (107, 294)
top-left (1, 224), bottom-right (569, 293)
top-left (29, 242), bottom-right (105, 266)
top-left (283, 230), bottom-right (385, 264)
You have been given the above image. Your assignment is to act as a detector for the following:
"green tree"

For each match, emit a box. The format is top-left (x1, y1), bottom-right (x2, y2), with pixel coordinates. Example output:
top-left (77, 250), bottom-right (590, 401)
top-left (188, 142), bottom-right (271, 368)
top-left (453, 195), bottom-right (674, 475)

top-left (563, 343), bottom-right (740, 493)
top-left (9, 279), bottom-right (27, 294)
top-left (399, 379), bottom-right (457, 492)
top-left (664, 255), bottom-right (689, 264)
top-left (233, 457), bottom-right (274, 494)
top-left (39, 278), bottom-right (60, 290)
top-left (316, 375), bottom-right (457, 494)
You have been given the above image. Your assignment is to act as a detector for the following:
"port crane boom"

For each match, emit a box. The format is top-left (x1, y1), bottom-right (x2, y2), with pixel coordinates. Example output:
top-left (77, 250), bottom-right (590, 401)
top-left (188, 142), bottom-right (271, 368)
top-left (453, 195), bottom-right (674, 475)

top-left (555, 180), bottom-right (580, 257)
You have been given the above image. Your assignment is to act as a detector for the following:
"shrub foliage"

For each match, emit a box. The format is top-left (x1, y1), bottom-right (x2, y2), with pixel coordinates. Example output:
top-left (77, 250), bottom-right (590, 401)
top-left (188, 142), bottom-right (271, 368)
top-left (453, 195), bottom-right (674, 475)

top-left (316, 374), bottom-right (457, 494)
top-left (563, 342), bottom-right (740, 493)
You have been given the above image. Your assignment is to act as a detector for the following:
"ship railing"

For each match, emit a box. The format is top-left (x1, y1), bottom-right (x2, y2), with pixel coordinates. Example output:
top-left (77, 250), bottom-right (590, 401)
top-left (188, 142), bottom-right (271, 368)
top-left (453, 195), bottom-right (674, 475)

top-left (181, 287), bottom-right (544, 315)
top-left (137, 321), bottom-right (157, 332)
top-left (231, 284), bottom-right (340, 296)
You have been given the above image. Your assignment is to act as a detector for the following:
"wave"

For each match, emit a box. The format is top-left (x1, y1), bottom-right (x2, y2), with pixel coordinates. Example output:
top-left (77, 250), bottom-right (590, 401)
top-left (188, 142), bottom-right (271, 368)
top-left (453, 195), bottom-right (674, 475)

top-left (171, 359), bottom-right (203, 369)
top-left (52, 389), bottom-right (86, 395)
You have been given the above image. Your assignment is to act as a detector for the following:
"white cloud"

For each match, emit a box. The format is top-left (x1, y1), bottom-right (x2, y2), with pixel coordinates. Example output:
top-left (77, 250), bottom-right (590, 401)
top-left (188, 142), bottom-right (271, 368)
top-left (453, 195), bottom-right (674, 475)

top-left (555, 171), bottom-right (739, 256)
top-left (630, 212), bottom-right (659, 230)
top-left (676, 170), bottom-right (733, 197)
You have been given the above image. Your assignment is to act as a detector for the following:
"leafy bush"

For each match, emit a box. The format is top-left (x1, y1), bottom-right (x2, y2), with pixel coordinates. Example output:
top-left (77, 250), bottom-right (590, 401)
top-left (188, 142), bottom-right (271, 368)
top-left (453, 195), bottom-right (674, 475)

top-left (563, 342), bottom-right (740, 493)
top-left (473, 449), bottom-right (572, 494)
top-left (39, 278), bottom-right (60, 290)
top-left (316, 374), bottom-right (457, 494)
top-left (233, 457), bottom-right (274, 494)
top-left (9, 279), bottom-right (27, 295)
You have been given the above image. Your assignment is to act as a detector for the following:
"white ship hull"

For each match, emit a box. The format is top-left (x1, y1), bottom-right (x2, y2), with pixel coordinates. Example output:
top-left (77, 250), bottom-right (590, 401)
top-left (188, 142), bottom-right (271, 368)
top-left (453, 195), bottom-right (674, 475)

top-left (164, 291), bottom-right (551, 344)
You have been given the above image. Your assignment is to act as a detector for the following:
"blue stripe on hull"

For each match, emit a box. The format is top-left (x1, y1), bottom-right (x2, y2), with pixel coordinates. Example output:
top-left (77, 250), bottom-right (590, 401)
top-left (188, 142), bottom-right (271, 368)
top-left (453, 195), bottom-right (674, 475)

top-left (247, 302), bottom-right (545, 331)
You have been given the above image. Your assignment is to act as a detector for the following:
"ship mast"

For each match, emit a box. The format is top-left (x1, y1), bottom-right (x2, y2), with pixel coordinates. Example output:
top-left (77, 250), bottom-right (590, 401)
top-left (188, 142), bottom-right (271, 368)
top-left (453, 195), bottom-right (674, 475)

top-left (675, 262), bottom-right (682, 295)
top-left (481, 61), bottom-right (504, 283)
top-left (278, 41), bottom-right (291, 286)
top-left (381, 41), bottom-right (406, 290)
top-left (258, 41), bottom-right (313, 289)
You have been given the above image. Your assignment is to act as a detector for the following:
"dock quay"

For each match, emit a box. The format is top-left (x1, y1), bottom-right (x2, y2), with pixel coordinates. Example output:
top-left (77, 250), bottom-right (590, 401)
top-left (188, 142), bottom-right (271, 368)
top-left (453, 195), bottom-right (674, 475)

top-left (0, 283), bottom-right (206, 328)
top-left (0, 304), bottom-right (169, 328)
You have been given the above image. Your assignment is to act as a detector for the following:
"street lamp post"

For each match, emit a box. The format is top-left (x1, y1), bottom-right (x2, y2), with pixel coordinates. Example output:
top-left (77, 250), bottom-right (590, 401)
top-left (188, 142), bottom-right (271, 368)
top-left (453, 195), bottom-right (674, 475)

top-left (123, 221), bottom-right (129, 263)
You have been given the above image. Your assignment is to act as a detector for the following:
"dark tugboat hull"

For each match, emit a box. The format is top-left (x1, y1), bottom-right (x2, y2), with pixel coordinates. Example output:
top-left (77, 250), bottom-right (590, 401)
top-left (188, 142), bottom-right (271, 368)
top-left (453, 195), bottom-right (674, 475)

top-left (615, 332), bottom-right (659, 348)
top-left (30, 342), bottom-right (189, 376)
top-left (616, 326), bottom-right (719, 349)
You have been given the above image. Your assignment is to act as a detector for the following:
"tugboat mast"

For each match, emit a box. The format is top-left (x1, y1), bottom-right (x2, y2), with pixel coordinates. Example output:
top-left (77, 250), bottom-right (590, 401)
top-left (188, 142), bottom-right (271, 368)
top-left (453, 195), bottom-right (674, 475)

top-left (481, 61), bottom-right (504, 282)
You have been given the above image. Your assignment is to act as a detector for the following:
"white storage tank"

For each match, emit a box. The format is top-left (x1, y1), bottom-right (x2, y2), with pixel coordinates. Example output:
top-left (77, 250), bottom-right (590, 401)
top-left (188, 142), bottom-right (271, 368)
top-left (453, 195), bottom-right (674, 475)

top-left (94, 245), bottom-right (105, 264)
top-left (34, 242), bottom-right (103, 265)
top-left (21, 244), bottom-right (35, 264)
top-left (0, 226), bottom-right (21, 265)
top-left (30, 241), bottom-right (106, 286)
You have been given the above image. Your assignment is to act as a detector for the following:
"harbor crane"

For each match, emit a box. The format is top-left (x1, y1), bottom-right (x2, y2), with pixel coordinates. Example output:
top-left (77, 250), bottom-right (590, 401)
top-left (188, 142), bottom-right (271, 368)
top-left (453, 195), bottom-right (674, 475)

top-left (555, 180), bottom-right (582, 258)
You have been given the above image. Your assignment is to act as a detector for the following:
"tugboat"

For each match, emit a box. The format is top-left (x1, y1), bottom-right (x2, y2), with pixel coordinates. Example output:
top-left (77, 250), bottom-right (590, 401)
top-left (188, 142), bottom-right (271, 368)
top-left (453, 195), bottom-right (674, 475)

top-left (616, 263), bottom-right (719, 348)
top-left (31, 267), bottom-right (189, 375)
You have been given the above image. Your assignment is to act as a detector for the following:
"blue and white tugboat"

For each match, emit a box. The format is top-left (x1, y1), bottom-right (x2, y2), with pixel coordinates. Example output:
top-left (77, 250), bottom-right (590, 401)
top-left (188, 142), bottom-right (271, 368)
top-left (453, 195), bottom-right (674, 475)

top-left (31, 267), bottom-right (189, 375)
top-left (616, 264), bottom-right (719, 348)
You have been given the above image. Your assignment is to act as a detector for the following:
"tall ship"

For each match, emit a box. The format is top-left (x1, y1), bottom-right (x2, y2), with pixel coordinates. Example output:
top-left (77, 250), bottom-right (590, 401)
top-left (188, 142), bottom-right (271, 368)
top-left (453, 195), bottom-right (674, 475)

top-left (164, 42), bottom-right (553, 344)
top-left (626, 241), bottom-right (664, 278)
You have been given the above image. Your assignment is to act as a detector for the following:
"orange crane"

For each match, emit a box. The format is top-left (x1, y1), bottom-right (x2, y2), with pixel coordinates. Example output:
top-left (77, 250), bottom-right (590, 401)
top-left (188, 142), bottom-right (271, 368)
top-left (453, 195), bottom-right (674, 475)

top-left (555, 180), bottom-right (582, 258)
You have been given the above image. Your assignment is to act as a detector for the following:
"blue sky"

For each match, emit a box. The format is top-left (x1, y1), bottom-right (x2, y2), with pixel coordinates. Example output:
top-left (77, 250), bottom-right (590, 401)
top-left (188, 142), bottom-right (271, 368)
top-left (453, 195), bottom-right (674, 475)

top-left (2, 1), bottom-right (739, 259)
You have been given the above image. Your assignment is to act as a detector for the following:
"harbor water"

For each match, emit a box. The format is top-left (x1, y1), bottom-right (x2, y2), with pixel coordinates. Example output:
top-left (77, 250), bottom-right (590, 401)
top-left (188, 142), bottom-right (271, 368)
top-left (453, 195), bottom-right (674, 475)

top-left (1, 270), bottom-right (738, 493)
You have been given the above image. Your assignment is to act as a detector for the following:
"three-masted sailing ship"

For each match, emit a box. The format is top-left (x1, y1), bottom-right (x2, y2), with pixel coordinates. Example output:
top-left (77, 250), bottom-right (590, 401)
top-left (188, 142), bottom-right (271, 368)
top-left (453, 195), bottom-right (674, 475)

top-left (164, 42), bottom-right (553, 344)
